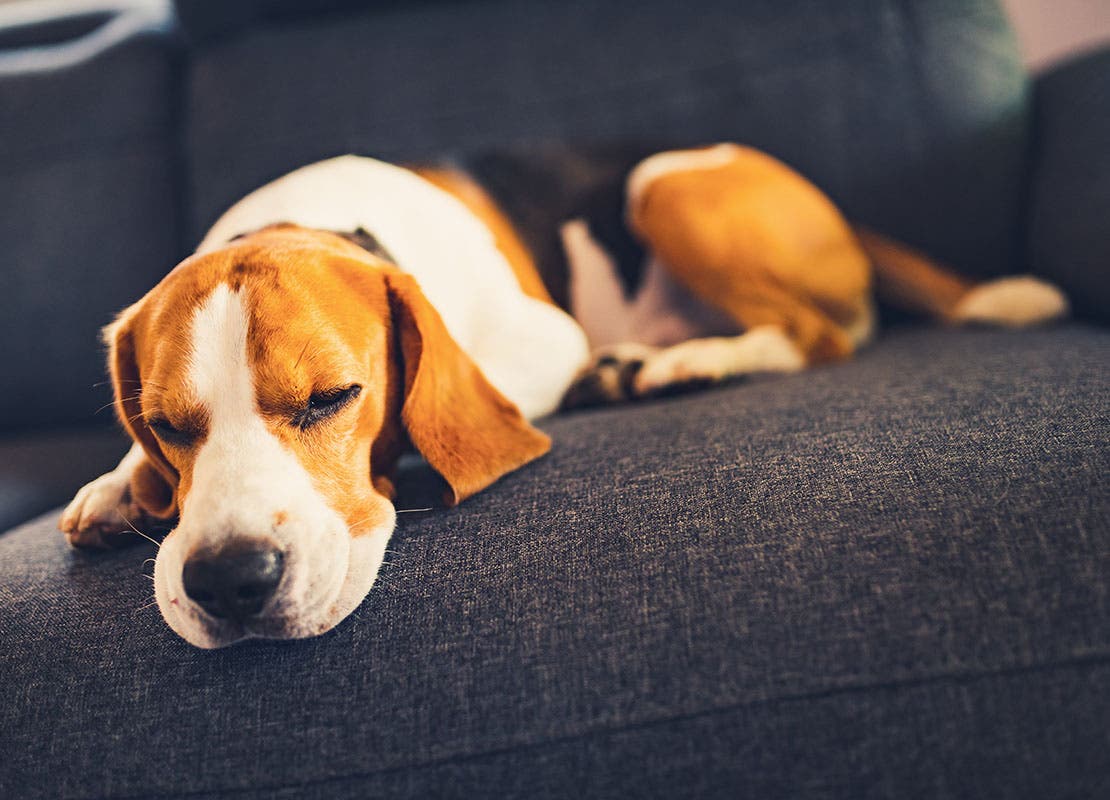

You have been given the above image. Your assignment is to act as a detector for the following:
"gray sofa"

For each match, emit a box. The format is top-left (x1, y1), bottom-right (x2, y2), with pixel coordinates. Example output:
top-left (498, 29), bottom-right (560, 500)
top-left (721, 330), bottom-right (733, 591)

top-left (2, 1), bottom-right (1107, 797)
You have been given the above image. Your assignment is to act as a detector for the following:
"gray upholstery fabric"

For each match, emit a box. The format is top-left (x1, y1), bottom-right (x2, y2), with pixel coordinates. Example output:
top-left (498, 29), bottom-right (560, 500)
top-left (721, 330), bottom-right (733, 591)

top-left (1028, 48), bottom-right (1110, 323)
top-left (0, 1), bottom-right (181, 430)
top-left (184, 0), bottom-right (1029, 284)
top-left (3, 325), bottom-right (1107, 799)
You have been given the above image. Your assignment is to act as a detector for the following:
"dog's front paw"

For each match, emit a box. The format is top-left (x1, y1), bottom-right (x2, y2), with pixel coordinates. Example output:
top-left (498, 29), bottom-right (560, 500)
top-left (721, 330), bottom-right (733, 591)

top-left (59, 472), bottom-right (141, 549)
top-left (953, 276), bottom-right (1069, 327)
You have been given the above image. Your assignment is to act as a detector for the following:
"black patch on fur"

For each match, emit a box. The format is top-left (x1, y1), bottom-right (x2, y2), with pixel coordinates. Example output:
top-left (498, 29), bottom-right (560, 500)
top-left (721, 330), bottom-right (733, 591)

top-left (427, 141), bottom-right (685, 309)
top-left (331, 226), bottom-right (398, 264)
top-left (228, 223), bottom-right (399, 266)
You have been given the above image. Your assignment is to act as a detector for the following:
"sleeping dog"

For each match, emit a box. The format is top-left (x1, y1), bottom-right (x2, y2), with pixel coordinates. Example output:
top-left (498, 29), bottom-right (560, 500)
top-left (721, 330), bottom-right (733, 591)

top-left (59, 144), bottom-right (1068, 648)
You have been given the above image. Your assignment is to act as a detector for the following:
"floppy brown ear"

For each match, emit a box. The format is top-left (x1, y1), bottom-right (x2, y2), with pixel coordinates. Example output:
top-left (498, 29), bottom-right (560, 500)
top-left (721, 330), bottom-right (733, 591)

top-left (385, 270), bottom-right (551, 506)
top-left (105, 308), bottom-right (178, 519)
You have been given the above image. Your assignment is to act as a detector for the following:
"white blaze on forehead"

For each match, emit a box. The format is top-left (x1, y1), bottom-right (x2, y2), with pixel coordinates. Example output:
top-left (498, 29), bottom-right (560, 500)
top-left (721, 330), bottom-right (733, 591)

top-left (184, 282), bottom-right (288, 523)
top-left (188, 283), bottom-right (256, 425)
top-left (182, 282), bottom-right (322, 529)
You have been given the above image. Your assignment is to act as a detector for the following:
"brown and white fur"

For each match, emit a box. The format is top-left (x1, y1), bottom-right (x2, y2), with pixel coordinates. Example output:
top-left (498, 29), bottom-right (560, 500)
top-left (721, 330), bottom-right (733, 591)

top-left (60, 146), bottom-right (1067, 648)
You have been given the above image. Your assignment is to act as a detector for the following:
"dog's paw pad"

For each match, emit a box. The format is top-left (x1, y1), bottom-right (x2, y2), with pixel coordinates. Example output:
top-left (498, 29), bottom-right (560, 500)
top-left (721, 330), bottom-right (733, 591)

top-left (560, 358), bottom-right (644, 409)
top-left (560, 344), bottom-right (656, 409)
top-left (953, 277), bottom-right (1069, 328)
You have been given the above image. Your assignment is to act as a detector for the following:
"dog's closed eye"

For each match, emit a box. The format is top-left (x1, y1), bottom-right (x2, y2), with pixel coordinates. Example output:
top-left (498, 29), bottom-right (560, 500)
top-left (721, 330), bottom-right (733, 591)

top-left (294, 384), bottom-right (362, 430)
top-left (149, 418), bottom-right (199, 448)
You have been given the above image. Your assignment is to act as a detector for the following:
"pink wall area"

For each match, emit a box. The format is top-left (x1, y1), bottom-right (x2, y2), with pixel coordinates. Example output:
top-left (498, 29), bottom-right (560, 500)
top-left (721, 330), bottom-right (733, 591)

top-left (1001, 0), bottom-right (1110, 70)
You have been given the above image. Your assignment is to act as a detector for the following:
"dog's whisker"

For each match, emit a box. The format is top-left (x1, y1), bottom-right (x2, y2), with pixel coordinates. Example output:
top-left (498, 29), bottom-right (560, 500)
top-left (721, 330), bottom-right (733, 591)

top-left (292, 320), bottom-right (329, 371)
top-left (119, 513), bottom-right (161, 549)
top-left (95, 390), bottom-right (146, 416)
top-left (346, 507), bottom-right (423, 529)
top-left (135, 596), bottom-right (160, 612)
top-left (105, 378), bottom-right (170, 393)
top-left (94, 378), bottom-right (163, 389)
top-left (396, 507), bottom-right (433, 514)
top-left (132, 531), bottom-right (162, 549)
top-left (94, 399), bottom-right (119, 415)
top-left (292, 339), bottom-right (315, 371)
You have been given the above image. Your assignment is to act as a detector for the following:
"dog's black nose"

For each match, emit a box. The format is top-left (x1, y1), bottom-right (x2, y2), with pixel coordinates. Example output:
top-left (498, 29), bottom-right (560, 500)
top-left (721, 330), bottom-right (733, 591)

top-left (182, 542), bottom-right (284, 622)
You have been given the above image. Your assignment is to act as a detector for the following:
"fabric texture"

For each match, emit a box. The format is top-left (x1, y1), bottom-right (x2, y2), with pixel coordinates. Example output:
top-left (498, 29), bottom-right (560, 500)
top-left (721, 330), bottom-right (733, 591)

top-left (2, 325), bottom-right (1107, 799)
top-left (1028, 47), bottom-right (1110, 324)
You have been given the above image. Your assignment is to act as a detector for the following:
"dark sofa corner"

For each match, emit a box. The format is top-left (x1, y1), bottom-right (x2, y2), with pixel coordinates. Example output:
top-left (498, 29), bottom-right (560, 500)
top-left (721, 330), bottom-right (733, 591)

top-left (1, 1), bottom-right (1107, 798)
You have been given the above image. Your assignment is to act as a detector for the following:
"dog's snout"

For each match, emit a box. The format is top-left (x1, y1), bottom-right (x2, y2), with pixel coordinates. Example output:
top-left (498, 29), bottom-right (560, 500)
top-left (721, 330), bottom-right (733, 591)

top-left (182, 542), bottom-right (284, 622)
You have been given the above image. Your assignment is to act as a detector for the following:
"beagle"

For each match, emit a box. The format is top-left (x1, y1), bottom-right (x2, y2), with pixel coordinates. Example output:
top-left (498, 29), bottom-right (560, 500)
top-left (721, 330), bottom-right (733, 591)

top-left (59, 145), bottom-right (1067, 648)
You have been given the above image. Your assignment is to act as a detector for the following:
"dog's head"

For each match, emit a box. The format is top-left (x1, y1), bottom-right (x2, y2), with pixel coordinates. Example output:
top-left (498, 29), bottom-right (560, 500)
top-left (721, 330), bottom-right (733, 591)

top-left (110, 225), bottom-right (548, 648)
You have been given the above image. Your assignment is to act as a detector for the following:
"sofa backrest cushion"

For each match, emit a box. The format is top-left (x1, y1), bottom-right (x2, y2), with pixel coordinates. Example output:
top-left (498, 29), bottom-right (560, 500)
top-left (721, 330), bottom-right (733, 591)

top-left (1027, 49), bottom-right (1110, 324)
top-left (0, 1), bottom-right (181, 429)
top-left (183, 0), bottom-right (1030, 286)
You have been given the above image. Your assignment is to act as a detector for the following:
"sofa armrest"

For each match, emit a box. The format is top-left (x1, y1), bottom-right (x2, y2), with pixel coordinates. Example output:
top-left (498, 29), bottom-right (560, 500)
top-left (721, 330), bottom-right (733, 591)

top-left (0, 1), bottom-right (183, 430)
top-left (1027, 46), bottom-right (1110, 324)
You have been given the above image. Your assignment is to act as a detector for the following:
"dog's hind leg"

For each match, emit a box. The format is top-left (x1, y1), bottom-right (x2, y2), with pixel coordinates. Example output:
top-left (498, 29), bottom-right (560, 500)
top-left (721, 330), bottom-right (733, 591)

top-left (560, 302), bottom-right (820, 406)
top-left (626, 145), bottom-right (873, 366)
top-left (559, 217), bottom-right (822, 406)
top-left (627, 272), bottom-right (861, 396)
top-left (560, 284), bottom-right (839, 407)
top-left (856, 228), bottom-right (1069, 327)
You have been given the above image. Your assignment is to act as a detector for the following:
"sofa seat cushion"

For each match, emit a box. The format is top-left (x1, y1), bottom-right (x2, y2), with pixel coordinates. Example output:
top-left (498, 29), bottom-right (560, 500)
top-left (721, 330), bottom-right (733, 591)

top-left (1, 324), bottom-right (1107, 799)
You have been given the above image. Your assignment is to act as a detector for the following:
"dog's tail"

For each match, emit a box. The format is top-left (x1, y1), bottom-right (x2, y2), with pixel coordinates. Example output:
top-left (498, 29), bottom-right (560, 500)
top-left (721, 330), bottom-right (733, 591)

top-left (854, 227), bottom-right (1069, 327)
